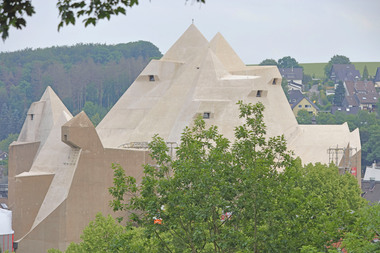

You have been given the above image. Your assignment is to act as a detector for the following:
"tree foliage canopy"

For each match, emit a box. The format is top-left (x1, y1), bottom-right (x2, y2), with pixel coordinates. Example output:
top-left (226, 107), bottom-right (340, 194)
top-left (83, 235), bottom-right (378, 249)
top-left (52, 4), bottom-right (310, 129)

top-left (0, 0), bottom-right (205, 40)
top-left (277, 56), bottom-right (301, 69)
top-left (0, 42), bottom-right (162, 141)
top-left (362, 65), bottom-right (369, 80)
top-left (333, 81), bottom-right (345, 106)
top-left (258, 58), bottom-right (277, 66)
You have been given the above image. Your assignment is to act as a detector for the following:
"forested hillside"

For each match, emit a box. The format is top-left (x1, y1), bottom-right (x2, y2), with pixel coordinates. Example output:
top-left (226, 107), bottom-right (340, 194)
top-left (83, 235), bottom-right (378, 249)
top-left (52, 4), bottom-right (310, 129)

top-left (0, 41), bottom-right (162, 141)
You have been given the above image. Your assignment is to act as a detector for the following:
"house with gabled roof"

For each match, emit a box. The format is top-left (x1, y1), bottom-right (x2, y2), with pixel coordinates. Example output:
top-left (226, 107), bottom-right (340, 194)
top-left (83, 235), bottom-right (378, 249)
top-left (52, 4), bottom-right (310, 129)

top-left (343, 80), bottom-right (378, 112)
top-left (330, 64), bottom-right (361, 83)
top-left (288, 90), bottom-right (319, 116)
top-left (279, 67), bottom-right (303, 91)
top-left (362, 162), bottom-right (380, 203)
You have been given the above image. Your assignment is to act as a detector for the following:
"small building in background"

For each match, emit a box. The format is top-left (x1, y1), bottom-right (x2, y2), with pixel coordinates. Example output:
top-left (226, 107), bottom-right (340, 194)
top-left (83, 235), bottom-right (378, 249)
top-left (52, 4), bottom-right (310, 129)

top-left (362, 162), bottom-right (380, 204)
top-left (343, 80), bottom-right (378, 112)
top-left (330, 64), bottom-right (361, 83)
top-left (0, 204), bottom-right (14, 253)
top-left (288, 90), bottom-right (319, 116)
top-left (279, 67), bottom-right (304, 91)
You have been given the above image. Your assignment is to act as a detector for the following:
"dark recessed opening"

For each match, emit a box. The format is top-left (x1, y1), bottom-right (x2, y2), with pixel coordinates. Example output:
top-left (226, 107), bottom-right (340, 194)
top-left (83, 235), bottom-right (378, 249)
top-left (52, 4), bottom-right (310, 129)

top-left (272, 78), bottom-right (277, 85)
top-left (149, 75), bottom-right (155, 81)
top-left (30, 114), bottom-right (34, 120)
top-left (256, 90), bottom-right (262, 97)
top-left (203, 112), bottom-right (210, 119)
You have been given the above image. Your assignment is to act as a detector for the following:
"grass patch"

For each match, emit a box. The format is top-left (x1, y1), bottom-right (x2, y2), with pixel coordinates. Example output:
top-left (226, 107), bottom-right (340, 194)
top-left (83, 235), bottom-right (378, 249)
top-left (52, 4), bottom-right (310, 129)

top-left (299, 63), bottom-right (326, 79)
top-left (300, 62), bottom-right (380, 79)
top-left (248, 62), bottom-right (380, 80)
top-left (352, 62), bottom-right (380, 78)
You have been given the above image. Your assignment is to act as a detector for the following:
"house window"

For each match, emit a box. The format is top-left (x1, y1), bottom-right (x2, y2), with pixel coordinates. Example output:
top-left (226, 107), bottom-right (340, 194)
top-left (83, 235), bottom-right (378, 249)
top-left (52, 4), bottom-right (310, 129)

top-left (30, 114), bottom-right (34, 120)
top-left (272, 78), bottom-right (277, 85)
top-left (298, 105), bottom-right (302, 108)
top-left (256, 90), bottom-right (262, 97)
top-left (203, 112), bottom-right (210, 119)
top-left (149, 75), bottom-right (155, 82)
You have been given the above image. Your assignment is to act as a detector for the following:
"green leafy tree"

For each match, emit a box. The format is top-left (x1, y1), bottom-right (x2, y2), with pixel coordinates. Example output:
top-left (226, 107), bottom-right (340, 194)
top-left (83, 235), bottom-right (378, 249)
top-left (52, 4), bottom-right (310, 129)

top-left (258, 58), bottom-right (277, 66)
top-left (362, 65), bottom-right (369, 80)
top-left (48, 213), bottom-right (162, 253)
top-left (324, 55), bottom-right (350, 78)
top-left (1, 0), bottom-right (206, 40)
top-left (333, 81), bottom-right (345, 106)
top-left (109, 101), bottom-right (294, 252)
top-left (341, 204), bottom-right (380, 252)
top-left (281, 78), bottom-right (289, 99)
top-left (0, 0), bottom-right (35, 40)
top-left (316, 112), bottom-right (336, 124)
top-left (296, 109), bottom-right (313, 124)
top-left (0, 133), bottom-right (18, 152)
top-left (278, 56), bottom-right (301, 68)
top-left (360, 125), bottom-right (380, 166)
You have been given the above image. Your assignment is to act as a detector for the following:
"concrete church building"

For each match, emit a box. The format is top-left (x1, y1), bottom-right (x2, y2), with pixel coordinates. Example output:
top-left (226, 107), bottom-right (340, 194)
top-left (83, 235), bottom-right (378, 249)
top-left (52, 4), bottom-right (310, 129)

top-left (8, 25), bottom-right (361, 252)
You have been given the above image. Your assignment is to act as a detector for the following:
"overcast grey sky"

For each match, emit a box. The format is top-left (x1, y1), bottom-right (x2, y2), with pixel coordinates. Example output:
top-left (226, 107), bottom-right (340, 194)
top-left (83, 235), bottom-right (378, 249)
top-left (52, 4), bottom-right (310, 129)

top-left (1, 0), bottom-right (379, 64)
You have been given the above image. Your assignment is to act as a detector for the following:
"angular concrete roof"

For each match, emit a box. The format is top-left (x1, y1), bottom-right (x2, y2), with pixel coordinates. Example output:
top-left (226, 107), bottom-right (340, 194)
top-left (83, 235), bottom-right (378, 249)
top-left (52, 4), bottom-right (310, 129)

top-left (96, 24), bottom-right (360, 169)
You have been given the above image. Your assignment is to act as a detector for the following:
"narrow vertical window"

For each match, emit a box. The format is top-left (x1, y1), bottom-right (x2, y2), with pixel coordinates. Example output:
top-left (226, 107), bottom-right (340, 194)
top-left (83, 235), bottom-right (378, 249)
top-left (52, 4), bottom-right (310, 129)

top-left (256, 90), bottom-right (262, 97)
top-left (149, 75), bottom-right (155, 82)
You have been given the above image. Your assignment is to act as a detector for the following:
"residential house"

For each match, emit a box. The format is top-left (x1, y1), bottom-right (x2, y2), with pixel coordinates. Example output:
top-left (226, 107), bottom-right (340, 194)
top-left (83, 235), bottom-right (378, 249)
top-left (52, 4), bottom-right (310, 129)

top-left (279, 67), bottom-right (303, 91)
top-left (331, 105), bottom-right (360, 115)
top-left (362, 162), bottom-right (380, 203)
top-left (343, 80), bottom-right (378, 112)
top-left (288, 90), bottom-right (319, 116)
top-left (330, 64), bottom-right (361, 83)
top-left (374, 67), bottom-right (380, 88)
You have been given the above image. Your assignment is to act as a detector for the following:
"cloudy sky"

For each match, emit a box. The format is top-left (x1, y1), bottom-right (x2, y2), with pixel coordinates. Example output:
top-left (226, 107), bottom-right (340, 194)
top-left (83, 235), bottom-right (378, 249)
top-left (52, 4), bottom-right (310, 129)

top-left (1, 0), bottom-right (379, 64)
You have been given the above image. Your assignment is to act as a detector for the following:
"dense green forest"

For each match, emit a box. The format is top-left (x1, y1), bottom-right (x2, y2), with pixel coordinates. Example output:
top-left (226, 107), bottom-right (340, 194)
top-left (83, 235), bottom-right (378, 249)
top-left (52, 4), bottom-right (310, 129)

top-left (0, 41), bottom-right (162, 141)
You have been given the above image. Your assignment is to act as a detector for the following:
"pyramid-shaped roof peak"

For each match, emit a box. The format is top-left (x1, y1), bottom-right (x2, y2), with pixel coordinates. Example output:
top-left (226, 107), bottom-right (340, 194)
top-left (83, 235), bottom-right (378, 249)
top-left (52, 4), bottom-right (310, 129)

top-left (63, 111), bottom-right (93, 128)
top-left (17, 86), bottom-right (72, 144)
top-left (40, 86), bottom-right (72, 123)
top-left (162, 24), bottom-right (209, 62)
top-left (209, 32), bottom-right (245, 72)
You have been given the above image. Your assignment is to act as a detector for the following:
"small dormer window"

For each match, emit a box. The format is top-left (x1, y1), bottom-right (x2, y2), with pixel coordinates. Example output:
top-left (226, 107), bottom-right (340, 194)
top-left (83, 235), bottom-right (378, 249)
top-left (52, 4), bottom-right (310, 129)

top-left (203, 112), bottom-right (210, 119)
top-left (30, 114), bottom-right (34, 120)
top-left (149, 75), bottom-right (155, 82)
top-left (272, 78), bottom-right (278, 85)
top-left (256, 90), bottom-right (262, 97)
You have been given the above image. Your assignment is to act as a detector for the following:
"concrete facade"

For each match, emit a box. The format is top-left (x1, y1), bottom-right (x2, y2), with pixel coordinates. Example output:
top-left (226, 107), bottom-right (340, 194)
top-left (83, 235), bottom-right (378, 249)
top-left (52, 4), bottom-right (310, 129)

top-left (9, 25), bottom-right (361, 252)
